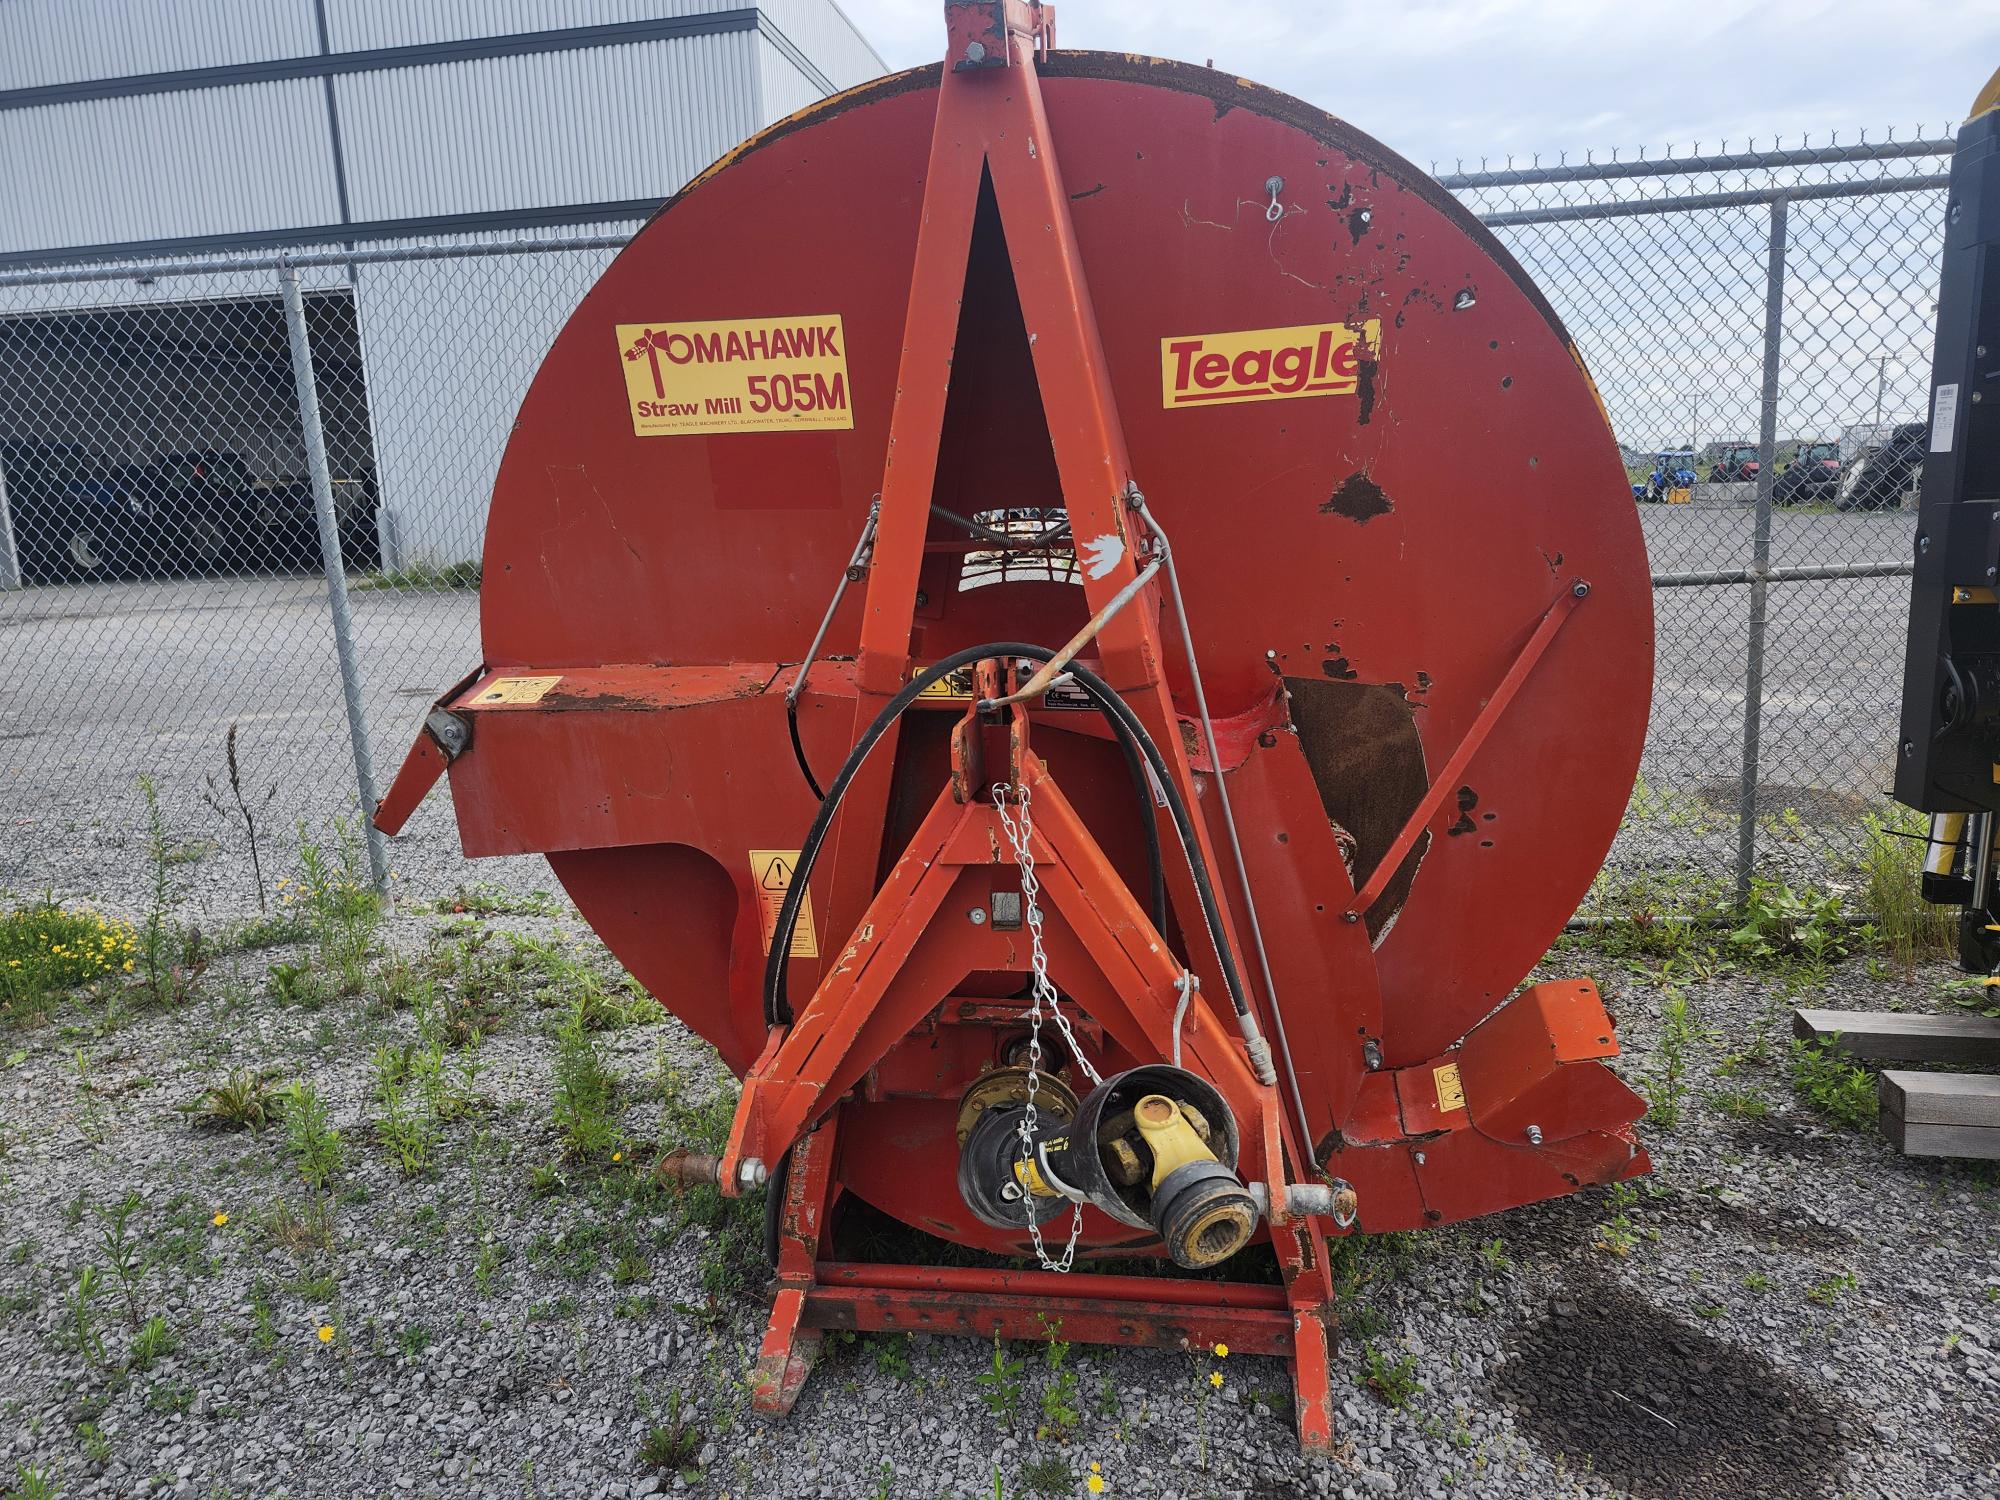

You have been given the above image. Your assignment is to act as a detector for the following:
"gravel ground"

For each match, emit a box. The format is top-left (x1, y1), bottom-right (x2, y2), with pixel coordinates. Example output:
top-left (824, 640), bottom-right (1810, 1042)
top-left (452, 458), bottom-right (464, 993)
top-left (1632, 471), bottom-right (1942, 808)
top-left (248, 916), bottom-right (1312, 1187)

top-left (1, 856), bottom-right (1996, 1500)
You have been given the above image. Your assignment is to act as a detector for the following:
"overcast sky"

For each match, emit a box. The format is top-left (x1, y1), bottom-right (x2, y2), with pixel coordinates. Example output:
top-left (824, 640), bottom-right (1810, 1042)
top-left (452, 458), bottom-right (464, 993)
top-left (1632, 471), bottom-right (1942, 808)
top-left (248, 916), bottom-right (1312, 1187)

top-left (851, 1), bottom-right (2000, 169)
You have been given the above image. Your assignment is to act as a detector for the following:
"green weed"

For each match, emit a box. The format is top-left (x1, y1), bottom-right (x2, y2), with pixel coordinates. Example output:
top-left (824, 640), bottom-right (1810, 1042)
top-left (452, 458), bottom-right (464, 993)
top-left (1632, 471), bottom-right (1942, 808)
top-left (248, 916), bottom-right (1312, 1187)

top-left (1857, 808), bottom-right (1954, 970)
top-left (974, 1335), bottom-right (1025, 1424)
top-left (1787, 1037), bottom-right (1877, 1130)
top-left (127, 1314), bottom-right (176, 1371)
top-left (551, 1002), bottom-right (621, 1159)
top-left (1359, 1343), bottom-right (1420, 1408)
top-left (281, 1080), bottom-right (344, 1189)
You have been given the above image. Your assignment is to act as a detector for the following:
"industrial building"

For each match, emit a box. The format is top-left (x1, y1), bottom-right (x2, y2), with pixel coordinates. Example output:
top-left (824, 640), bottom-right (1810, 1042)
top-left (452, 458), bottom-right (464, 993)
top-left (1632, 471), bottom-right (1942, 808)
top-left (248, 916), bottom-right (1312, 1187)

top-left (0, 0), bottom-right (883, 581)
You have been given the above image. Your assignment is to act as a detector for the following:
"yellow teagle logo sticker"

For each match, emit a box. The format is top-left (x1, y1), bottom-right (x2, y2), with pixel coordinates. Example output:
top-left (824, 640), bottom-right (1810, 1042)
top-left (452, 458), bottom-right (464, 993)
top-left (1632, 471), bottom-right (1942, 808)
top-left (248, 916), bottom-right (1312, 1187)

top-left (1161, 320), bottom-right (1380, 409)
top-left (618, 316), bottom-right (853, 436)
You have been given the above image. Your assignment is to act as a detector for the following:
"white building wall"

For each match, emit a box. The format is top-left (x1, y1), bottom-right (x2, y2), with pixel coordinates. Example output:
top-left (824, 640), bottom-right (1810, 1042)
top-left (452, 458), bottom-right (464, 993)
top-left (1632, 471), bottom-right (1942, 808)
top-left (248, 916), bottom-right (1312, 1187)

top-left (348, 236), bottom-right (630, 566)
top-left (755, 0), bottom-right (882, 90)
top-left (333, 30), bottom-right (765, 219)
top-left (323, 0), bottom-right (745, 51)
top-left (0, 82), bottom-right (345, 256)
top-left (756, 33), bottom-right (832, 121)
top-left (0, 0), bottom-right (316, 89)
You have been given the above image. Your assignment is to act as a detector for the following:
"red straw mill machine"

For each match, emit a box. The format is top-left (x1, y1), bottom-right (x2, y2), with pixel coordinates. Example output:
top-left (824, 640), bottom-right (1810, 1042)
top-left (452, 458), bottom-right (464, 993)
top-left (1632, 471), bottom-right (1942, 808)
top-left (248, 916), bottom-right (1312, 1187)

top-left (376, 1), bottom-right (1655, 1446)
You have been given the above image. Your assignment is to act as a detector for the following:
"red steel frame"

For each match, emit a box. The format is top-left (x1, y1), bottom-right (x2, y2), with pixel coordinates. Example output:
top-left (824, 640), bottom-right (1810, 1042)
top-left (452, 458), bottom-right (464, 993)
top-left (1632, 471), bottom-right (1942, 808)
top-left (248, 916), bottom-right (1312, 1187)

top-left (721, 0), bottom-right (1340, 1447)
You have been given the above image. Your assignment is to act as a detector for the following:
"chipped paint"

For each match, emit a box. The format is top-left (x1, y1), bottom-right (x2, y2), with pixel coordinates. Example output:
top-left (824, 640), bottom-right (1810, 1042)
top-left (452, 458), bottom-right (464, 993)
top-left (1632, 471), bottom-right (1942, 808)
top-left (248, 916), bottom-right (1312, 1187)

top-left (1079, 532), bottom-right (1126, 580)
top-left (1320, 472), bottom-right (1393, 524)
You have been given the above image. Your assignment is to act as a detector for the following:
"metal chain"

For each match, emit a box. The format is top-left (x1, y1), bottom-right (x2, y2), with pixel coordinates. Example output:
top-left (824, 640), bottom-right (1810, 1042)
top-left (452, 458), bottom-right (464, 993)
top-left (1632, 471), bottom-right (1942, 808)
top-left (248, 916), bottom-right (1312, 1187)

top-left (992, 780), bottom-right (1101, 1272)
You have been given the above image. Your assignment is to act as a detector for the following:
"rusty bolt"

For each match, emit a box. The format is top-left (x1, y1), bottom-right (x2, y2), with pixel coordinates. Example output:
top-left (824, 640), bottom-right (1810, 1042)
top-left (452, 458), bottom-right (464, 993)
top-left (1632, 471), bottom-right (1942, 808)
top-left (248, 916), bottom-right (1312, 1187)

top-left (655, 1150), bottom-right (724, 1188)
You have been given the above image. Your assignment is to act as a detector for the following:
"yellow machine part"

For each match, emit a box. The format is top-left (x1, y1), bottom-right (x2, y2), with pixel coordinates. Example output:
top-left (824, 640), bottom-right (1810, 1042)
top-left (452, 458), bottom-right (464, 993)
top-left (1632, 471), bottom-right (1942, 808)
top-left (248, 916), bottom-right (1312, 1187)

top-left (1133, 1094), bottom-right (1218, 1191)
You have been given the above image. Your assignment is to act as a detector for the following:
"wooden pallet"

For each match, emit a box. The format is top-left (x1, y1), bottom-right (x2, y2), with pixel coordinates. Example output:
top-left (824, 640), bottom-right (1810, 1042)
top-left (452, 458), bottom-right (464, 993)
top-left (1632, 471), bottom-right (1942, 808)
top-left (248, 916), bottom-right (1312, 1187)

top-left (1791, 1009), bottom-right (2000, 1159)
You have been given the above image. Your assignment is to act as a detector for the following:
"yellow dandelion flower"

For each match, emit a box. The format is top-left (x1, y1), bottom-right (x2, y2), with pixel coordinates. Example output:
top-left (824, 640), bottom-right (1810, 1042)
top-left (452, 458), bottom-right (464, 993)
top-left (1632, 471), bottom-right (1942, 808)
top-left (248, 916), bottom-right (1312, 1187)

top-left (317, 1325), bottom-right (335, 1343)
top-left (1087, 1478), bottom-right (1104, 1495)
top-left (611, 1151), bottom-right (623, 1163)
top-left (212, 1211), bottom-right (228, 1227)
top-left (1090, 1463), bottom-right (1101, 1474)
top-left (1213, 1342), bottom-right (1229, 1358)
top-left (1209, 1371), bottom-right (1223, 1389)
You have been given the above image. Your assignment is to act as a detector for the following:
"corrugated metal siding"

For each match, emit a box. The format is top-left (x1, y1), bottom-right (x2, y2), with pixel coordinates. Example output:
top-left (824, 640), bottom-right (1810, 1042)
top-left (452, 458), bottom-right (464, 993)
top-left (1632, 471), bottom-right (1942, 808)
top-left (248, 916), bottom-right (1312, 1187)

top-left (333, 33), bottom-right (762, 220)
top-left (0, 83), bottom-right (344, 255)
top-left (754, 35), bottom-right (828, 125)
top-left (0, 0), bottom-right (318, 91)
top-left (323, 0), bottom-right (743, 53)
top-left (756, 0), bottom-right (885, 89)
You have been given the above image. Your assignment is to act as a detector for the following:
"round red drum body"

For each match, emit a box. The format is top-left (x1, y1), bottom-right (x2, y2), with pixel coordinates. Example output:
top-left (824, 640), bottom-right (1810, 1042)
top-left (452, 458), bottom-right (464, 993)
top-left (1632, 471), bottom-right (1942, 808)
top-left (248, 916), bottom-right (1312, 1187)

top-left (477, 55), bottom-right (1653, 1252)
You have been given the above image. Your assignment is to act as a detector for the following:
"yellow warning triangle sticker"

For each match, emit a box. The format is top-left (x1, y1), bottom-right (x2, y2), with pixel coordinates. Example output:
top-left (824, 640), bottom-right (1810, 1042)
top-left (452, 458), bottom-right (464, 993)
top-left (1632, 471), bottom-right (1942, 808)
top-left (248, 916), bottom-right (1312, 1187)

top-left (761, 855), bottom-right (794, 891)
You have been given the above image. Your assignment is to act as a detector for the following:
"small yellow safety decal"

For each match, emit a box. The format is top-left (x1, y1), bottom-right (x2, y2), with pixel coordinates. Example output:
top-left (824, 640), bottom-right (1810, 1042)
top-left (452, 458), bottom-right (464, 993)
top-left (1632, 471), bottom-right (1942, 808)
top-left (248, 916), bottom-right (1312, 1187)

top-left (749, 849), bottom-right (818, 958)
top-left (1433, 1062), bottom-right (1466, 1114)
top-left (475, 675), bottom-right (561, 705)
top-left (914, 665), bottom-right (978, 700)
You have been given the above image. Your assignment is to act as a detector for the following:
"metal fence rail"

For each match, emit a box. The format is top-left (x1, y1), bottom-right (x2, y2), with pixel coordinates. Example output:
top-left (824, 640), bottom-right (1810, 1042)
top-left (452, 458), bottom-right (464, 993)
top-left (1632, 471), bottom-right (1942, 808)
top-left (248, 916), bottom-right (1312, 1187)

top-left (0, 131), bottom-right (1956, 917)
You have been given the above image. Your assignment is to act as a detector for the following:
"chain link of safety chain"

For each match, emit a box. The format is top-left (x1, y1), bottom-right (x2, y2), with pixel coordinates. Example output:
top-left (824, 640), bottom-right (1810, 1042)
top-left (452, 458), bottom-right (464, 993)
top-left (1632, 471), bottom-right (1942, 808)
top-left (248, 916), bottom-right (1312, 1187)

top-left (992, 780), bottom-right (1102, 1272)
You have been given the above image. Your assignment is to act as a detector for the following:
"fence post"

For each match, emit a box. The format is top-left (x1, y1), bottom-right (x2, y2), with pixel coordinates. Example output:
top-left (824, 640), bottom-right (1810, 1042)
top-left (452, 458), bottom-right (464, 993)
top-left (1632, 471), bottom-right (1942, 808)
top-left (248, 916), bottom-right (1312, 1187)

top-left (279, 260), bottom-right (392, 896)
top-left (1735, 194), bottom-right (1789, 905)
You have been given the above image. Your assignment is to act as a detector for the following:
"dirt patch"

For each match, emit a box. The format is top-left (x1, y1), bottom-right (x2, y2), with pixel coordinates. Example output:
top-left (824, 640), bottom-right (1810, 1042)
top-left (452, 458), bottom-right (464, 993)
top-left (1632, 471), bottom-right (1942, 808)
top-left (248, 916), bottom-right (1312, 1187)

top-left (1695, 780), bottom-right (1869, 824)
top-left (1494, 1271), bottom-right (1851, 1499)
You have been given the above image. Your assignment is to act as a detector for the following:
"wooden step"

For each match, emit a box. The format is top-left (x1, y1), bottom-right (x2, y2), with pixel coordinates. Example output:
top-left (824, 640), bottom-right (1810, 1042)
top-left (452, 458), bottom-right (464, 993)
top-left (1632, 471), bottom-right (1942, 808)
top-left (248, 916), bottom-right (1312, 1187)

top-left (1792, 1008), bottom-right (2000, 1067)
top-left (1879, 1070), bottom-right (2000, 1159)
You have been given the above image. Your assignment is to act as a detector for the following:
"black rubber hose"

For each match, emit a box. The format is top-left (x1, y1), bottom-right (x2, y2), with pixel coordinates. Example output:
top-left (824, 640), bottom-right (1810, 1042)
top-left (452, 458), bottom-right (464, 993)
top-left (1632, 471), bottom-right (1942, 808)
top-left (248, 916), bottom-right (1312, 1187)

top-left (786, 698), bottom-right (826, 802)
top-left (762, 644), bottom-right (1246, 1029)
top-left (1108, 706), bottom-right (1169, 936)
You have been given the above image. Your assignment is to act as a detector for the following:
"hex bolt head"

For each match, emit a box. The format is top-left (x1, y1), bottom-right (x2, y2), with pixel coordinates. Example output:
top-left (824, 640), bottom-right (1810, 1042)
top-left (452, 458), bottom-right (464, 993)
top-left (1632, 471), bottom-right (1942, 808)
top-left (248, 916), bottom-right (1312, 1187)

top-left (968, 907), bottom-right (988, 926)
top-left (1525, 1124), bottom-right (1544, 1146)
top-left (737, 1157), bottom-right (769, 1189)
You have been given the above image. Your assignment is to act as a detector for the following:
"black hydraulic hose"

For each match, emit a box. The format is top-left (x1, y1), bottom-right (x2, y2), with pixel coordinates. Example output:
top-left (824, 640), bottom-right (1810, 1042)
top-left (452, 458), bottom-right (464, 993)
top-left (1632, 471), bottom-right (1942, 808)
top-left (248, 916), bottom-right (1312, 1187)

top-left (762, 644), bottom-right (1247, 1031)
top-left (1109, 710), bottom-right (1169, 937)
top-left (1049, 660), bottom-right (1255, 1024)
top-left (785, 698), bottom-right (826, 801)
top-left (929, 504), bottom-right (1072, 550)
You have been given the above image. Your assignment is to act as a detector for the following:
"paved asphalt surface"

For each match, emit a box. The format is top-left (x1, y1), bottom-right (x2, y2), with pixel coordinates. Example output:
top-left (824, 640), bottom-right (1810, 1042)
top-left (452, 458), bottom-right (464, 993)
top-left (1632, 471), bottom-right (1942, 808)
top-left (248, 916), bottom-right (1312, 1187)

top-left (0, 488), bottom-right (1919, 910)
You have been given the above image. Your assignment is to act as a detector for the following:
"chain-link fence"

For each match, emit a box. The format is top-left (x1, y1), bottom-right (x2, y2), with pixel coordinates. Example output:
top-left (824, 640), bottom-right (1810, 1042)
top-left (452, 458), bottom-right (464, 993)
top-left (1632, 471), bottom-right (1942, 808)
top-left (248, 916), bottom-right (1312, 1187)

top-left (1441, 134), bottom-right (1950, 905)
top-left (0, 132), bottom-right (1957, 919)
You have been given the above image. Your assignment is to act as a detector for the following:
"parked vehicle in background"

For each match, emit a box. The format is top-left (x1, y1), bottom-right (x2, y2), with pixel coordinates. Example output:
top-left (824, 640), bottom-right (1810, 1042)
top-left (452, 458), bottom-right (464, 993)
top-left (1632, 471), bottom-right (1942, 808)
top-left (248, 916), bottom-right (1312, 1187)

top-left (1773, 440), bottom-right (1843, 505)
top-left (1, 445), bottom-right (381, 583)
top-left (1834, 422), bottom-right (1926, 511)
top-left (1708, 443), bottom-right (1762, 484)
top-left (0, 440), bottom-right (135, 583)
top-left (1634, 450), bottom-right (1697, 503)
top-left (250, 471), bottom-right (381, 573)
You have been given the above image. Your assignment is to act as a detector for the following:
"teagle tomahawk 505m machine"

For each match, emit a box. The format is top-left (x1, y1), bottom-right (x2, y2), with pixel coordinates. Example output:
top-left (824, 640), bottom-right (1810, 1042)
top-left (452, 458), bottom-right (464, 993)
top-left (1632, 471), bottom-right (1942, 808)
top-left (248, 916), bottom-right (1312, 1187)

top-left (378, 1), bottom-right (1655, 1446)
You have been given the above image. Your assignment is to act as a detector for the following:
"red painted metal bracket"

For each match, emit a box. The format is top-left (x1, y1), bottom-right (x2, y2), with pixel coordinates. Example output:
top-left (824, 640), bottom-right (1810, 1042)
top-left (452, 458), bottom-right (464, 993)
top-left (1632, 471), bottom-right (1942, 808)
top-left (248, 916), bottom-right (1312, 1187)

top-left (1345, 581), bottom-right (1589, 918)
